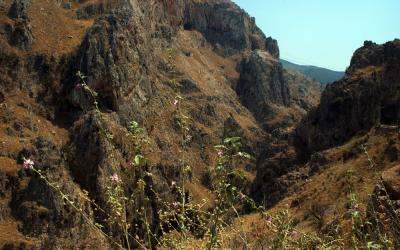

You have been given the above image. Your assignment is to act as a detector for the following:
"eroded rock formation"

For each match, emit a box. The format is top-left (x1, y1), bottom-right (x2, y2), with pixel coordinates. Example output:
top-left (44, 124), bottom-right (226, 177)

top-left (296, 40), bottom-right (400, 160)
top-left (0, 0), bottom-right (322, 248)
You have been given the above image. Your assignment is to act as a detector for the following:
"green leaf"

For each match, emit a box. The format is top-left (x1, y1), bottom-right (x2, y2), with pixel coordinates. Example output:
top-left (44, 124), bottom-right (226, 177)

top-left (129, 120), bottom-right (139, 129)
top-left (237, 152), bottom-right (255, 160)
top-left (134, 155), bottom-right (144, 166)
top-left (367, 242), bottom-right (382, 250)
top-left (214, 145), bottom-right (227, 150)
top-left (224, 137), bottom-right (241, 144)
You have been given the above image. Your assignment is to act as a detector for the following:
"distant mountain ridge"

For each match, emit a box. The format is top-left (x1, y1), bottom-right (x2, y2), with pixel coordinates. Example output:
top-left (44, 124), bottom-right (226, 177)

top-left (280, 59), bottom-right (345, 84)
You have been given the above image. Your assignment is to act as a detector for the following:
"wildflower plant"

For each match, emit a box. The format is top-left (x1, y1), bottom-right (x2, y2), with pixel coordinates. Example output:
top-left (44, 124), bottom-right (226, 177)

top-left (22, 158), bottom-right (34, 170)
top-left (76, 71), bottom-right (100, 113)
top-left (74, 71), bottom-right (154, 249)
top-left (17, 60), bottom-right (400, 250)
top-left (20, 157), bottom-right (127, 249)
top-left (105, 173), bottom-right (132, 249)
top-left (206, 137), bottom-right (254, 249)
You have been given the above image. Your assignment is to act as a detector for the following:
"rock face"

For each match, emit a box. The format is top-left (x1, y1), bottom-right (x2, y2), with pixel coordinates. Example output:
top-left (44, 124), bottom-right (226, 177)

top-left (183, 1), bottom-right (279, 57)
top-left (248, 40), bottom-right (400, 207)
top-left (5, 18), bottom-right (34, 50)
top-left (284, 68), bottom-right (322, 111)
top-left (296, 40), bottom-right (400, 160)
top-left (76, 3), bottom-right (107, 19)
top-left (0, 0), bottom-right (322, 248)
top-left (70, 2), bottom-right (152, 114)
top-left (5, 0), bottom-right (34, 50)
top-left (7, 0), bottom-right (29, 19)
top-left (236, 51), bottom-right (322, 206)
top-left (236, 50), bottom-right (290, 124)
top-left (236, 50), bottom-right (321, 132)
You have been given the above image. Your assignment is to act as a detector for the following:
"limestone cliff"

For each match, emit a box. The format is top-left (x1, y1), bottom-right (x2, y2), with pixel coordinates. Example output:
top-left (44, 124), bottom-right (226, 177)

top-left (0, 0), bottom-right (321, 248)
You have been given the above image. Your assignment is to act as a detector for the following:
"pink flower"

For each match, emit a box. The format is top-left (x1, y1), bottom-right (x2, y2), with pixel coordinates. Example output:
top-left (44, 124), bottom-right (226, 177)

top-left (351, 203), bottom-right (359, 210)
top-left (75, 83), bottom-right (83, 89)
top-left (217, 150), bottom-right (224, 157)
top-left (127, 160), bottom-right (133, 169)
top-left (23, 159), bottom-right (34, 170)
top-left (172, 202), bottom-right (178, 208)
top-left (172, 99), bottom-right (178, 107)
top-left (111, 173), bottom-right (120, 182)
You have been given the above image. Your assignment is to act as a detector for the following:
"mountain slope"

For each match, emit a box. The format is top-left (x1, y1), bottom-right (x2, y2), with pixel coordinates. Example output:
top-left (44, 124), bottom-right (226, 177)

top-left (0, 0), bottom-right (321, 248)
top-left (226, 40), bottom-right (400, 249)
top-left (296, 39), bottom-right (400, 160)
top-left (251, 40), bottom-right (400, 206)
top-left (281, 59), bottom-right (345, 84)
top-left (0, 0), bottom-right (399, 249)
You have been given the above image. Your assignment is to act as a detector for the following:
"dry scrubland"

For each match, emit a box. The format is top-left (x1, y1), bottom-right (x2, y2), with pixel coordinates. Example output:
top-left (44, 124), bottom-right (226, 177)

top-left (0, 0), bottom-right (399, 249)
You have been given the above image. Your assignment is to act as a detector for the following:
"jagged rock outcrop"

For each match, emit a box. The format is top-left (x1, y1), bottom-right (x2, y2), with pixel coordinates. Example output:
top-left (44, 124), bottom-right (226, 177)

top-left (0, 0), bottom-right (322, 248)
top-left (76, 3), bottom-right (107, 19)
top-left (236, 49), bottom-right (322, 134)
top-left (7, 0), bottom-right (29, 19)
top-left (296, 39), bottom-right (400, 160)
top-left (70, 2), bottom-right (152, 115)
top-left (70, 0), bottom-right (287, 126)
top-left (14, 168), bottom-right (110, 249)
top-left (5, 18), bottom-right (34, 50)
top-left (236, 50), bottom-right (290, 125)
top-left (67, 112), bottom-right (173, 247)
top-left (5, 0), bottom-right (34, 50)
top-left (11, 136), bottom-right (110, 249)
top-left (284, 68), bottom-right (322, 111)
top-left (183, 0), bottom-right (279, 57)
top-left (230, 23), bottom-right (323, 208)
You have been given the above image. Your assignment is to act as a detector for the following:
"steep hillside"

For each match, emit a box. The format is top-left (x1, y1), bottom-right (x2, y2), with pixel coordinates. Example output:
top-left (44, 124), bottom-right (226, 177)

top-left (236, 51), bottom-right (322, 133)
top-left (1, 0), bottom-right (399, 249)
top-left (296, 40), bottom-right (400, 160)
top-left (221, 125), bottom-right (400, 249)
top-left (281, 59), bottom-right (345, 84)
top-left (220, 39), bottom-right (400, 249)
top-left (0, 0), bottom-right (321, 249)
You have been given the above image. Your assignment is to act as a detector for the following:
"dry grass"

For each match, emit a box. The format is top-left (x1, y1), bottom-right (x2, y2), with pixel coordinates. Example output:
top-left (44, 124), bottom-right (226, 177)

top-left (0, 0), bottom-right (97, 55)
top-left (0, 92), bottom-right (69, 248)
top-left (219, 126), bottom-right (399, 247)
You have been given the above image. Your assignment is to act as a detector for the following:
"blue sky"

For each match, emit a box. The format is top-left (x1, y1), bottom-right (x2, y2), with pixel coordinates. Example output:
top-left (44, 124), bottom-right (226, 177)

top-left (232, 0), bottom-right (400, 71)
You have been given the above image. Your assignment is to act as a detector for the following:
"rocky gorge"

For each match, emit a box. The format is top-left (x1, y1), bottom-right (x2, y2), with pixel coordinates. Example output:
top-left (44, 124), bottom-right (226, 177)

top-left (0, 0), bottom-right (399, 249)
